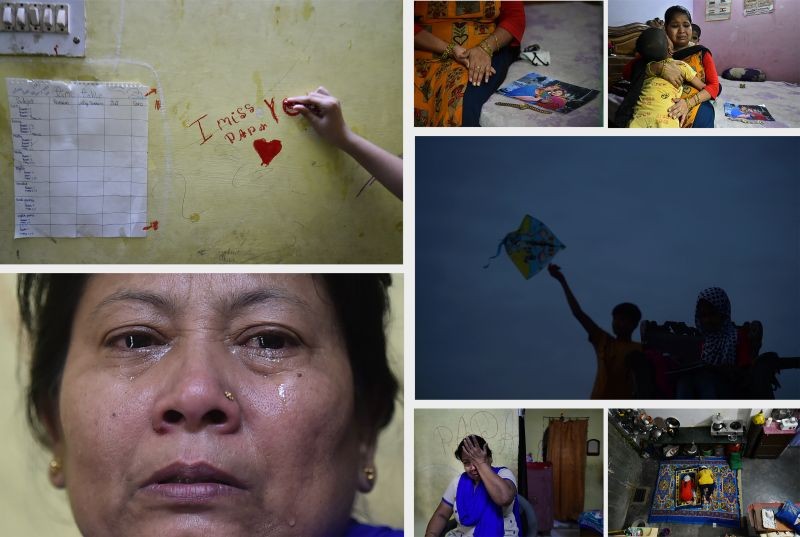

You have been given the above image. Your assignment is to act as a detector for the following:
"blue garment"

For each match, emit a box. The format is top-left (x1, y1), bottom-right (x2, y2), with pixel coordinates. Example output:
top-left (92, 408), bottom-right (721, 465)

top-left (344, 519), bottom-right (403, 537)
top-left (691, 100), bottom-right (715, 128)
top-left (456, 467), bottom-right (505, 537)
top-left (462, 46), bottom-right (515, 127)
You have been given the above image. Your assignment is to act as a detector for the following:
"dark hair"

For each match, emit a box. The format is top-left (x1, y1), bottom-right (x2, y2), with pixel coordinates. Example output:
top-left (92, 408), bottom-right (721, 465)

top-left (636, 28), bottom-right (670, 61)
top-left (18, 274), bottom-right (399, 448)
top-left (665, 5), bottom-right (692, 25)
top-left (454, 435), bottom-right (493, 461)
top-left (613, 302), bottom-right (642, 325)
top-left (691, 23), bottom-right (701, 38)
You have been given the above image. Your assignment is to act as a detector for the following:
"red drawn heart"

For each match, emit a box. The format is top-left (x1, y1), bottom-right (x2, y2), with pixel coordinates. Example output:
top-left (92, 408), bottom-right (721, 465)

top-left (253, 138), bottom-right (283, 167)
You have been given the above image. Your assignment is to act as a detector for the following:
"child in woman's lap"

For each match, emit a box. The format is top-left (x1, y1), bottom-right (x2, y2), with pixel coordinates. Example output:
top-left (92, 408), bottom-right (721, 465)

top-left (629, 28), bottom-right (706, 128)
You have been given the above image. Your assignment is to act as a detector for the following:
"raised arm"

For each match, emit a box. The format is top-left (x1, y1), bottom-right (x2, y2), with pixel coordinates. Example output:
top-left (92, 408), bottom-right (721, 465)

top-left (424, 501), bottom-right (454, 537)
top-left (462, 436), bottom-right (517, 507)
top-left (287, 87), bottom-right (402, 199)
top-left (547, 264), bottom-right (603, 341)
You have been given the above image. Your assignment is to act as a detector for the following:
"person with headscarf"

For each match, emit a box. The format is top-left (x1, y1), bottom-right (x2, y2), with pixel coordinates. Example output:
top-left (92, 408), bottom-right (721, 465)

top-left (675, 287), bottom-right (753, 398)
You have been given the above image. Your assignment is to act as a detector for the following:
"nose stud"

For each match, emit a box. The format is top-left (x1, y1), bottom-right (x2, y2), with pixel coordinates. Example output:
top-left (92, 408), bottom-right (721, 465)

top-left (224, 391), bottom-right (235, 401)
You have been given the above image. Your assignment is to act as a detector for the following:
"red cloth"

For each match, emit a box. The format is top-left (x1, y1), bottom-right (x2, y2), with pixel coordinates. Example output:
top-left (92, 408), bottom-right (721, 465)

top-left (701, 53), bottom-right (720, 98)
top-left (414, 2), bottom-right (526, 46)
top-left (498, 2), bottom-right (525, 46)
top-left (680, 479), bottom-right (694, 502)
top-left (735, 326), bottom-right (753, 367)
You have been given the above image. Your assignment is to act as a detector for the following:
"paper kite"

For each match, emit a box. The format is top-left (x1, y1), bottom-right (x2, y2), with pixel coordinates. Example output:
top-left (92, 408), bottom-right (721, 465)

top-left (484, 214), bottom-right (565, 279)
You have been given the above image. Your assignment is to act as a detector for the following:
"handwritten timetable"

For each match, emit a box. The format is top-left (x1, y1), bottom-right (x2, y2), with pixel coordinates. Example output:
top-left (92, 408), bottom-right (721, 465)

top-left (8, 79), bottom-right (149, 238)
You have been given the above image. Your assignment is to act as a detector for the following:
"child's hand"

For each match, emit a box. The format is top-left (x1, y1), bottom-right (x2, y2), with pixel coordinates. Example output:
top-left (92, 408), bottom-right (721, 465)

top-left (547, 264), bottom-right (565, 282)
top-left (285, 87), bottom-right (351, 149)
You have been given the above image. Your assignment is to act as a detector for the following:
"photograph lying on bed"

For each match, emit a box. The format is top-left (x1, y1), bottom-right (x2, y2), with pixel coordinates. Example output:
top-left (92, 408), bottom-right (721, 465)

top-left (497, 72), bottom-right (600, 114)
top-left (724, 102), bottom-right (776, 123)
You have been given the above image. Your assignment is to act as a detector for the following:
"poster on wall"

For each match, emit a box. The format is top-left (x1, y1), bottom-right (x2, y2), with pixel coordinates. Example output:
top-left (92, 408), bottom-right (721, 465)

top-left (744, 0), bottom-right (774, 16)
top-left (705, 0), bottom-right (732, 21)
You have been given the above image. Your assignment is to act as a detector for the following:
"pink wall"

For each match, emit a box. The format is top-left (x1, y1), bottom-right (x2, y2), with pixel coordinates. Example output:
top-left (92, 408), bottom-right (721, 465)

top-left (693, 0), bottom-right (800, 83)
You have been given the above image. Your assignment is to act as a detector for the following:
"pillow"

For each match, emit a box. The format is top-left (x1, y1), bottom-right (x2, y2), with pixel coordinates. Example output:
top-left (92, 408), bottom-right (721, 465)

top-left (722, 67), bottom-right (766, 82)
top-left (775, 502), bottom-right (800, 533)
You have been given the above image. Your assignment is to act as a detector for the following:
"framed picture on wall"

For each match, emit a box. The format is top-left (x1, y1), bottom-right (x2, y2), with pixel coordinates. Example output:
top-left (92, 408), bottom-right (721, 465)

top-left (587, 438), bottom-right (600, 456)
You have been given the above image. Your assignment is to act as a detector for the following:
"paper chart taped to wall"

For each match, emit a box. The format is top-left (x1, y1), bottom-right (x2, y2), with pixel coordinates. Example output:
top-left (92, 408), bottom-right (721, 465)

top-left (705, 0), bottom-right (732, 21)
top-left (7, 78), bottom-right (148, 238)
top-left (744, 0), bottom-right (774, 17)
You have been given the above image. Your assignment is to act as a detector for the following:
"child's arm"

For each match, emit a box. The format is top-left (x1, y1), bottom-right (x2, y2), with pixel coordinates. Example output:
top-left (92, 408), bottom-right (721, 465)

top-left (287, 87), bottom-right (402, 200)
top-left (547, 264), bottom-right (604, 341)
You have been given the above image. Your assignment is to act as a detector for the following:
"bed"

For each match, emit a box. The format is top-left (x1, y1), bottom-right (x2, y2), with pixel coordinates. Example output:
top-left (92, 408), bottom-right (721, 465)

top-left (578, 510), bottom-right (603, 535)
top-left (479, 1), bottom-right (603, 127)
top-left (607, 23), bottom-right (800, 128)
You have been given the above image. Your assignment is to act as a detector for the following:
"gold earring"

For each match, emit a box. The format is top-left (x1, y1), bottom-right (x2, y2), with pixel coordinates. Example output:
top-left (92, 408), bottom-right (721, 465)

top-left (364, 467), bottom-right (375, 482)
top-left (49, 458), bottom-right (62, 474)
top-left (224, 391), bottom-right (235, 401)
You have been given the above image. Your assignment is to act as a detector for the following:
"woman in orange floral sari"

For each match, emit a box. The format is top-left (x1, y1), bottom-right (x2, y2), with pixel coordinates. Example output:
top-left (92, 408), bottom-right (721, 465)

top-left (414, 1), bottom-right (525, 127)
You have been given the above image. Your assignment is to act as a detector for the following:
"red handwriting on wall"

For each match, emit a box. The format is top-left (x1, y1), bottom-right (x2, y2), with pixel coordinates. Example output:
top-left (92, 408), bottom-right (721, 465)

top-left (187, 97), bottom-right (288, 147)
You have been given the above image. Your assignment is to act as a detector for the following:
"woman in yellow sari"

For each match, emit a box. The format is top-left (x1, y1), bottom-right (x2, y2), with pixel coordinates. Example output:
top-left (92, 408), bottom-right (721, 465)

top-left (414, 1), bottom-right (525, 127)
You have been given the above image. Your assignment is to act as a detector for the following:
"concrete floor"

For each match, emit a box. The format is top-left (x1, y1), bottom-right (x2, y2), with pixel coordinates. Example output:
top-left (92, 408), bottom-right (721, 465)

top-left (622, 447), bottom-right (800, 537)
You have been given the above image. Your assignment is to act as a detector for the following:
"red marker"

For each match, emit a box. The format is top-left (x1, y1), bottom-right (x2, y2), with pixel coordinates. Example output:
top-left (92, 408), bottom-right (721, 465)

top-left (282, 98), bottom-right (300, 116)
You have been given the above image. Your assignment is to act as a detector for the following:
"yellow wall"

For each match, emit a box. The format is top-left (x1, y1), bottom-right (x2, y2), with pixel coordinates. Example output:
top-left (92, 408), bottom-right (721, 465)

top-left (414, 408), bottom-right (520, 534)
top-left (0, 0), bottom-right (402, 263)
top-left (523, 408), bottom-right (604, 512)
top-left (0, 273), bottom-right (404, 534)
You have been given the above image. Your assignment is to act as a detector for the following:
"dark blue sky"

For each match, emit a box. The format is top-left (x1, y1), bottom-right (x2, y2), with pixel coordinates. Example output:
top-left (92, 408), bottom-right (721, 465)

top-left (415, 136), bottom-right (800, 399)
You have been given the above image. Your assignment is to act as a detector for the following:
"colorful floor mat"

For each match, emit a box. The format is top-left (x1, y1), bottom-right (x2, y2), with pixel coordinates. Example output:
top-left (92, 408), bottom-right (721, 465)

top-left (649, 457), bottom-right (742, 528)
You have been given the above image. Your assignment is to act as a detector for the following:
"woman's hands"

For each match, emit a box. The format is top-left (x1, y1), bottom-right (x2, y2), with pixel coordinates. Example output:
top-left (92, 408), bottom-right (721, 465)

top-left (463, 46), bottom-right (495, 86)
top-left (452, 45), bottom-right (469, 69)
top-left (668, 97), bottom-right (690, 126)
top-left (462, 435), bottom-right (491, 467)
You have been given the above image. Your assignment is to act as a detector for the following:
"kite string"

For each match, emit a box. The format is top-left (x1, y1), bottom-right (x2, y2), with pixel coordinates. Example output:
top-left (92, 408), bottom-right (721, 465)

top-left (483, 238), bottom-right (506, 269)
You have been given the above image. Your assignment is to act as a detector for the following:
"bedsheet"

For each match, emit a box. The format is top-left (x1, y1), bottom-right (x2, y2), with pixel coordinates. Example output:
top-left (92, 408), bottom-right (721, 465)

top-left (480, 1), bottom-right (603, 127)
top-left (608, 80), bottom-right (800, 128)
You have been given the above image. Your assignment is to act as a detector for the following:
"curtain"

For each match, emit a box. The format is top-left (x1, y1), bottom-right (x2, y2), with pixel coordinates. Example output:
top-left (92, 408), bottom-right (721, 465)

top-left (545, 419), bottom-right (588, 521)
